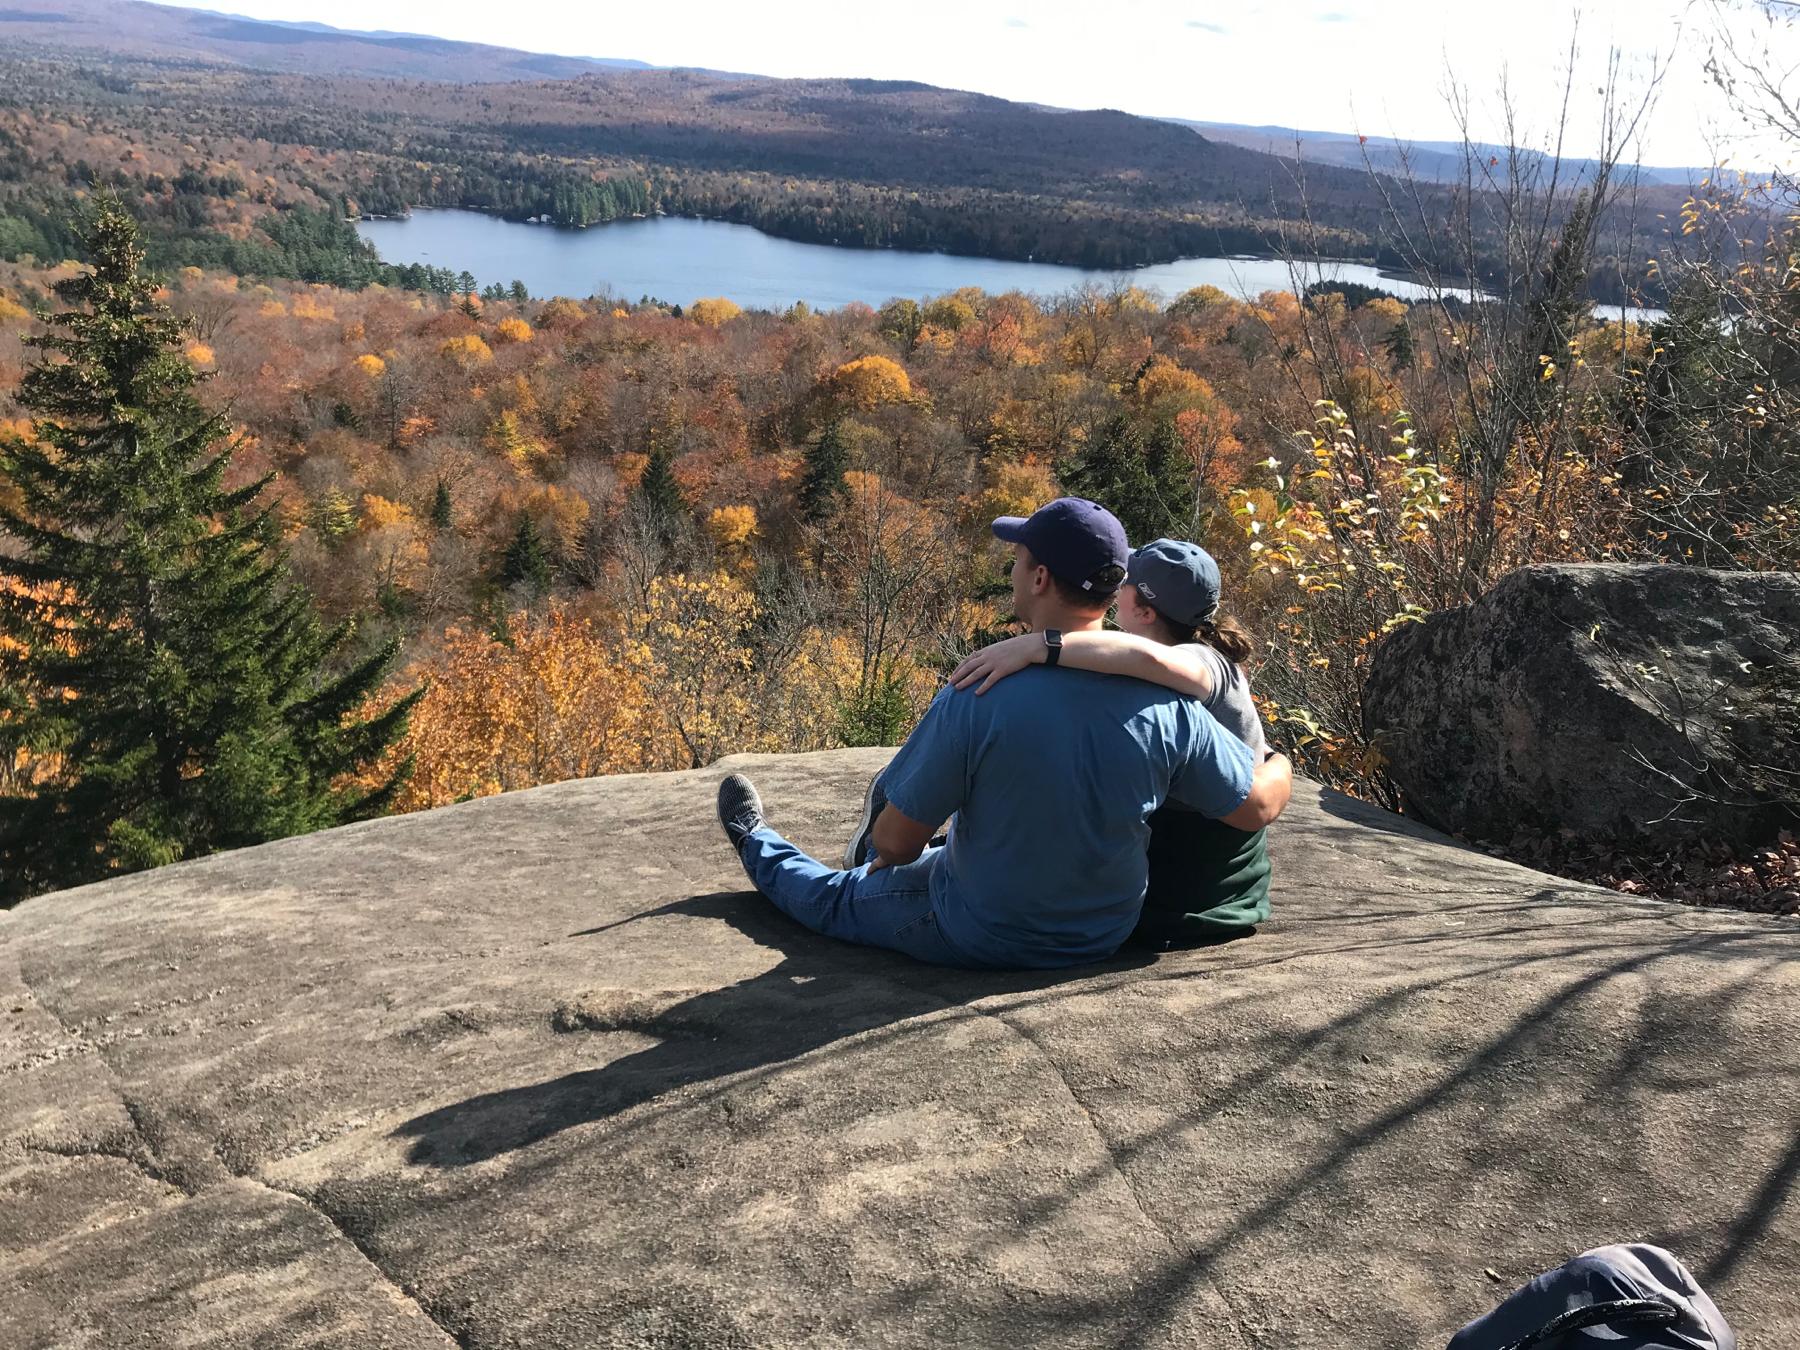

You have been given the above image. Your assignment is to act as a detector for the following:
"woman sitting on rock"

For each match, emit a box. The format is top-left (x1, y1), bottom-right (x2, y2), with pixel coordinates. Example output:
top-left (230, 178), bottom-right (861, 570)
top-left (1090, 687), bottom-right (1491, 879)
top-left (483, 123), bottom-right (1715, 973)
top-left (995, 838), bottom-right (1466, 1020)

top-left (947, 537), bottom-right (1274, 946)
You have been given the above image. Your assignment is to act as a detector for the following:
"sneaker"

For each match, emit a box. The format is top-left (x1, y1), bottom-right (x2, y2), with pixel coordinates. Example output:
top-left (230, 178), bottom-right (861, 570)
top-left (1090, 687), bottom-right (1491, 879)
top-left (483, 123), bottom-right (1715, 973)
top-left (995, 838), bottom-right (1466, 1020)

top-left (717, 774), bottom-right (766, 851)
top-left (843, 772), bottom-right (887, 869)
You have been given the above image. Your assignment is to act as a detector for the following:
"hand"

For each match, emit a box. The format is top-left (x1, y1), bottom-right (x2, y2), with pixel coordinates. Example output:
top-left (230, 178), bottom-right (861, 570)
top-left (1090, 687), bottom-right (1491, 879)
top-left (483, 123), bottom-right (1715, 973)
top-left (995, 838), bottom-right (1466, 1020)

top-left (866, 851), bottom-right (892, 872)
top-left (948, 633), bottom-right (1041, 694)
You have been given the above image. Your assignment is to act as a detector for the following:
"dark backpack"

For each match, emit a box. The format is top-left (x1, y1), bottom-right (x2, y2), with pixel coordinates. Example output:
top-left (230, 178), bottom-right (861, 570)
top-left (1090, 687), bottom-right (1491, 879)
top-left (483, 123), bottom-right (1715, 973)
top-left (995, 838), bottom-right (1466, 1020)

top-left (1448, 1244), bottom-right (1736, 1350)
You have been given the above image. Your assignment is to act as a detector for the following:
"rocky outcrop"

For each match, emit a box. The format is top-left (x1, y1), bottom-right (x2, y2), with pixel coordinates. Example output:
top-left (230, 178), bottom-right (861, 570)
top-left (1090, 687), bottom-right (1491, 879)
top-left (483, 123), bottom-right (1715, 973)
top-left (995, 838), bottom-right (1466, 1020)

top-left (1363, 564), bottom-right (1800, 851)
top-left (3, 749), bottom-right (1797, 1348)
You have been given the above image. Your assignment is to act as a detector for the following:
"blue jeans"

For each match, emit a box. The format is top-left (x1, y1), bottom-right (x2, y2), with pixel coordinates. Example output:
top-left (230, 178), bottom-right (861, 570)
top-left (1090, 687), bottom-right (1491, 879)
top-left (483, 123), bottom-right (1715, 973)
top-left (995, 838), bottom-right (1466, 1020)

top-left (736, 827), bottom-right (983, 968)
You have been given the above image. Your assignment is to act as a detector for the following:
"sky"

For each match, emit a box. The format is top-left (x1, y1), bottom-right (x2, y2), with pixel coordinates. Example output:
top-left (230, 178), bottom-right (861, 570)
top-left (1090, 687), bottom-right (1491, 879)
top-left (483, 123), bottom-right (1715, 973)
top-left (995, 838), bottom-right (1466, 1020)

top-left (159, 0), bottom-right (1799, 168)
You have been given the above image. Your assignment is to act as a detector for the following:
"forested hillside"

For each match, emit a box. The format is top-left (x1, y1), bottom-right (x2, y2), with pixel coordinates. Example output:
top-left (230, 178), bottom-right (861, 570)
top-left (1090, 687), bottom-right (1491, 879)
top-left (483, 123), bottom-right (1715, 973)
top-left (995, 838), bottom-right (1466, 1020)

top-left (0, 0), bottom-right (1679, 294)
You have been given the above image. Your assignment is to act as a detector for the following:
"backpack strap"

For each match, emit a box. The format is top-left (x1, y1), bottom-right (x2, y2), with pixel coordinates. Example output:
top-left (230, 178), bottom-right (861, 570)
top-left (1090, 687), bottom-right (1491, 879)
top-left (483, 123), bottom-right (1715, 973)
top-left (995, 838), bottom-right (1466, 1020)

top-left (1497, 1297), bottom-right (1681, 1350)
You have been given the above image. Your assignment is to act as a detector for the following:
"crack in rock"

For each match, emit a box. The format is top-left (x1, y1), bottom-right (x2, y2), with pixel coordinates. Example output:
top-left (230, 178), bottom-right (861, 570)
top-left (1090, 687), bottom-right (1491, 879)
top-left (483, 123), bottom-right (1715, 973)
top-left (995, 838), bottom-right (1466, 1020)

top-left (250, 1178), bottom-right (468, 1349)
top-left (20, 1139), bottom-right (188, 1196)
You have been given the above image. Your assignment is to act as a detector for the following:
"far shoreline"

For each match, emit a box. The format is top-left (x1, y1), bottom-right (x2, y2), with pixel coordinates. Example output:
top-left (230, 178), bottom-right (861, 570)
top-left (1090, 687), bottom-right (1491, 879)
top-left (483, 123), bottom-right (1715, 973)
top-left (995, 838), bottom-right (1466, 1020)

top-left (352, 206), bottom-right (1663, 316)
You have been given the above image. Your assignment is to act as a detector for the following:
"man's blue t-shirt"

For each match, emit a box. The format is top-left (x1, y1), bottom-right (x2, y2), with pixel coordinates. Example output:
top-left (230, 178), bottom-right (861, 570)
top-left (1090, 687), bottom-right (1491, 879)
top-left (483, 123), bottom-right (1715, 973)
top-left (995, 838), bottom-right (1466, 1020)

top-left (878, 668), bottom-right (1255, 968)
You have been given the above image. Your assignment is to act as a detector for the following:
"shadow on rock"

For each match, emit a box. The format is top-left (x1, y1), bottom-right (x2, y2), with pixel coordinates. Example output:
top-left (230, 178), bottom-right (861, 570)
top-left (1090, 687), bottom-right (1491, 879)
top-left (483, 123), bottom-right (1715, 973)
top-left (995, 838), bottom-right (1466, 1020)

top-left (391, 889), bottom-right (1150, 1167)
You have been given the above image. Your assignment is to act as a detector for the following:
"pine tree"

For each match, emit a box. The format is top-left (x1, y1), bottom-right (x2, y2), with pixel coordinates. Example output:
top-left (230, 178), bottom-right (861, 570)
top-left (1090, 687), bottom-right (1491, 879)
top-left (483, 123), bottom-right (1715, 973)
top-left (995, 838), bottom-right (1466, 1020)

top-left (1058, 413), bottom-right (1191, 544)
top-left (798, 420), bottom-right (850, 523)
top-left (498, 511), bottom-right (552, 598)
top-left (635, 447), bottom-right (686, 542)
top-left (508, 279), bottom-right (529, 304)
top-left (0, 198), bottom-right (419, 904)
top-left (430, 479), bottom-right (454, 531)
top-left (1383, 319), bottom-right (1416, 372)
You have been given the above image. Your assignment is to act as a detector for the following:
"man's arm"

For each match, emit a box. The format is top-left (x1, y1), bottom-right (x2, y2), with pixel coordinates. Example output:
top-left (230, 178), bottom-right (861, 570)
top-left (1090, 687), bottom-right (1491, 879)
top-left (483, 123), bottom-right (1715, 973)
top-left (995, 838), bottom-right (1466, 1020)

top-left (866, 684), bottom-right (968, 871)
top-left (1217, 752), bottom-right (1293, 832)
top-left (868, 804), bottom-right (937, 870)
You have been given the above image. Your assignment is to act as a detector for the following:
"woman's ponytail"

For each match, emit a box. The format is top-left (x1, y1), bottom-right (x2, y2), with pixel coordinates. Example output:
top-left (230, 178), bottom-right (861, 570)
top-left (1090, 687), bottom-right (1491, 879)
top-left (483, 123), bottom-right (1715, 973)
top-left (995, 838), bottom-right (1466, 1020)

top-left (1195, 611), bottom-right (1256, 665)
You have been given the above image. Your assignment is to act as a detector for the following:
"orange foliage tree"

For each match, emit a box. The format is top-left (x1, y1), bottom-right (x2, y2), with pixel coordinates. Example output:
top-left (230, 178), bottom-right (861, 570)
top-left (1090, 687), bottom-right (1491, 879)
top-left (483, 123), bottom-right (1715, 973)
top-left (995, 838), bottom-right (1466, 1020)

top-left (384, 606), bottom-right (659, 811)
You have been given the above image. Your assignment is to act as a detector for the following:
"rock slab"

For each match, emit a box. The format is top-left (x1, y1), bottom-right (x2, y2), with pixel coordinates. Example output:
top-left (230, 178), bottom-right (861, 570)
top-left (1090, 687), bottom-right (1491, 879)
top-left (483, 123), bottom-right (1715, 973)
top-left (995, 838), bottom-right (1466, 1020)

top-left (2, 749), bottom-right (1796, 1348)
top-left (1363, 563), bottom-right (1800, 850)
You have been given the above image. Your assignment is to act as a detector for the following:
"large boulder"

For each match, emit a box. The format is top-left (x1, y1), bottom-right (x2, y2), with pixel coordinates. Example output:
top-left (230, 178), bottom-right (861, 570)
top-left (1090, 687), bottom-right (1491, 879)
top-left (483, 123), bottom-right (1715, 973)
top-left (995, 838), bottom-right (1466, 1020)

top-left (1363, 564), bottom-right (1800, 851)
top-left (3, 749), bottom-right (1796, 1348)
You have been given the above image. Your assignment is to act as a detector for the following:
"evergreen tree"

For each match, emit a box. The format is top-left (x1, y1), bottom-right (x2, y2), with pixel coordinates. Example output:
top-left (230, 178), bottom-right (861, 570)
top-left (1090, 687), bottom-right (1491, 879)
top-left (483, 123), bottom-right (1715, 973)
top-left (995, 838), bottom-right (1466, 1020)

top-left (635, 447), bottom-right (686, 542)
top-left (0, 198), bottom-right (419, 904)
top-left (798, 420), bottom-right (850, 523)
top-left (1383, 318), bottom-right (1416, 372)
top-left (430, 479), bottom-right (454, 531)
top-left (1058, 413), bottom-right (1192, 544)
top-left (498, 511), bottom-right (552, 597)
top-left (508, 279), bottom-right (529, 304)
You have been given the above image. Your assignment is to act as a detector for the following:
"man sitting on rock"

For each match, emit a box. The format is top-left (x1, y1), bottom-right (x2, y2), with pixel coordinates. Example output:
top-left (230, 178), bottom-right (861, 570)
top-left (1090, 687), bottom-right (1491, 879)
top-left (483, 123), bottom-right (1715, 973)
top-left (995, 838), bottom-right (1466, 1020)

top-left (715, 497), bottom-right (1293, 970)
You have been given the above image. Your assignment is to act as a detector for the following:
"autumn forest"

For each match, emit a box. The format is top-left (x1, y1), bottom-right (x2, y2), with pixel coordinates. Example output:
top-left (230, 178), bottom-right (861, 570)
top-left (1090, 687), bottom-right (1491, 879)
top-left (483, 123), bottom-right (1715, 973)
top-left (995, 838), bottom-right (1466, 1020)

top-left (2, 1), bottom-right (1797, 906)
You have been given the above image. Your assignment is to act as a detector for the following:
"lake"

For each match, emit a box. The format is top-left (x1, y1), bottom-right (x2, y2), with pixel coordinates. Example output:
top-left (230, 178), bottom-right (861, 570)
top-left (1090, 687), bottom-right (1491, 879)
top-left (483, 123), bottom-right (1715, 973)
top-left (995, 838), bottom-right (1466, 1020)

top-left (354, 209), bottom-right (1473, 311)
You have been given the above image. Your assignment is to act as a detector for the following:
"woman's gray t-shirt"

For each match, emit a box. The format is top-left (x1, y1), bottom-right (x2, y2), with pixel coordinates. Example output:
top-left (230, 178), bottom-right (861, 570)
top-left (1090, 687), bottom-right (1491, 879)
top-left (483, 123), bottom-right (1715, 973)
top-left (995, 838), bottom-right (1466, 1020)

top-left (1183, 643), bottom-right (1267, 758)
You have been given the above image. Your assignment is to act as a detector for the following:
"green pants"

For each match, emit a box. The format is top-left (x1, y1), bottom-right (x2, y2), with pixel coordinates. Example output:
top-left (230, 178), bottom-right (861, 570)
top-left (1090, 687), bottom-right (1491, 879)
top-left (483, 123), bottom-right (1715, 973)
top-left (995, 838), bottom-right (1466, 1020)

top-left (1132, 806), bottom-right (1270, 947)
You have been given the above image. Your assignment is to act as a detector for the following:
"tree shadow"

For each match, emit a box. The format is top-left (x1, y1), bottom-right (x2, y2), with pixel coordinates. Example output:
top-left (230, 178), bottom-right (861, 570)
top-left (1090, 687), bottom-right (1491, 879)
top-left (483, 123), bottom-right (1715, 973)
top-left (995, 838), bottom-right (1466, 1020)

top-left (364, 878), bottom-right (1796, 1347)
top-left (1702, 1121), bottom-right (1800, 1288)
top-left (391, 889), bottom-right (1152, 1167)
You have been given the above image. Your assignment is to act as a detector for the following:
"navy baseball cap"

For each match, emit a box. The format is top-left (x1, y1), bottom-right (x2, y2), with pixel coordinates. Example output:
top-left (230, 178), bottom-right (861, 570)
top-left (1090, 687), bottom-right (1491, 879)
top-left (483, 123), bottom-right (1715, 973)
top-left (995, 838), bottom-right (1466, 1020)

top-left (1125, 538), bottom-right (1222, 627)
top-left (991, 497), bottom-right (1130, 592)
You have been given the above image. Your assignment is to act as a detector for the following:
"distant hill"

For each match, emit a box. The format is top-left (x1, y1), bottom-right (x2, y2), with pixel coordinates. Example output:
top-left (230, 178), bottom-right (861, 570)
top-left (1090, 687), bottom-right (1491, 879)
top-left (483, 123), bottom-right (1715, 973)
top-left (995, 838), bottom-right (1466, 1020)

top-left (1173, 120), bottom-right (1713, 189)
top-left (0, 0), bottom-right (1719, 196)
top-left (0, 0), bottom-right (681, 81)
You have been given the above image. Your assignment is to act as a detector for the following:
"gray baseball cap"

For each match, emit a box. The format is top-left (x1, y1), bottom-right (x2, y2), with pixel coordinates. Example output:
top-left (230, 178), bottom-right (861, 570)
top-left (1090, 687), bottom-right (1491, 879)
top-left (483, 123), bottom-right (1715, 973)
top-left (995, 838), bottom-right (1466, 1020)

top-left (1125, 538), bottom-right (1222, 627)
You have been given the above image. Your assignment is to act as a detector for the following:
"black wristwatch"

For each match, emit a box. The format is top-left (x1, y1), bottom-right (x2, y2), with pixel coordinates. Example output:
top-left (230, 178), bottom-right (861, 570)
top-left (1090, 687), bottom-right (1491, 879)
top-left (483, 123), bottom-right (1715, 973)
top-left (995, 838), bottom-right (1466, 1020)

top-left (1043, 629), bottom-right (1063, 667)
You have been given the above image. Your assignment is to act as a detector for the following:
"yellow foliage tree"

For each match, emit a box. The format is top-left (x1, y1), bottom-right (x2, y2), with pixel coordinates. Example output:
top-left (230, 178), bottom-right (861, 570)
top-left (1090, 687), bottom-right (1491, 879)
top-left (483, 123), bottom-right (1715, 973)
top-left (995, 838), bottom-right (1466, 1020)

top-left (360, 493), bottom-right (414, 531)
top-left (964, 457), bottom-right (1055, 536)
top-left (922, 296), bottom-right (977, 332)
top-left (354, 353), bottom-right (386, 378)
top-left (519, 484), bottom-right (592, 555)
top-left (707, 503), bottom-right (758, 548)
top-left (439, 333), bottom-right (494, 367)
top-left (494, 317), bottom-right (534, 344)
top-left (184, 342), bottom-right (215, 366)
top-left (356, 494), bottom-right (427, 593)
top-left (1134, 355), bottom-right (1208, 408)
top-left (828, 354), bottom-right (914, 410)
top-left (706, 504), bottom-right (759, 575)
top-left (538, 298), bottom-right (586, 328)
top-left (688, 297), bottom-right (743, 328)
top-left (635, 571), bottom-right (761, 768)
